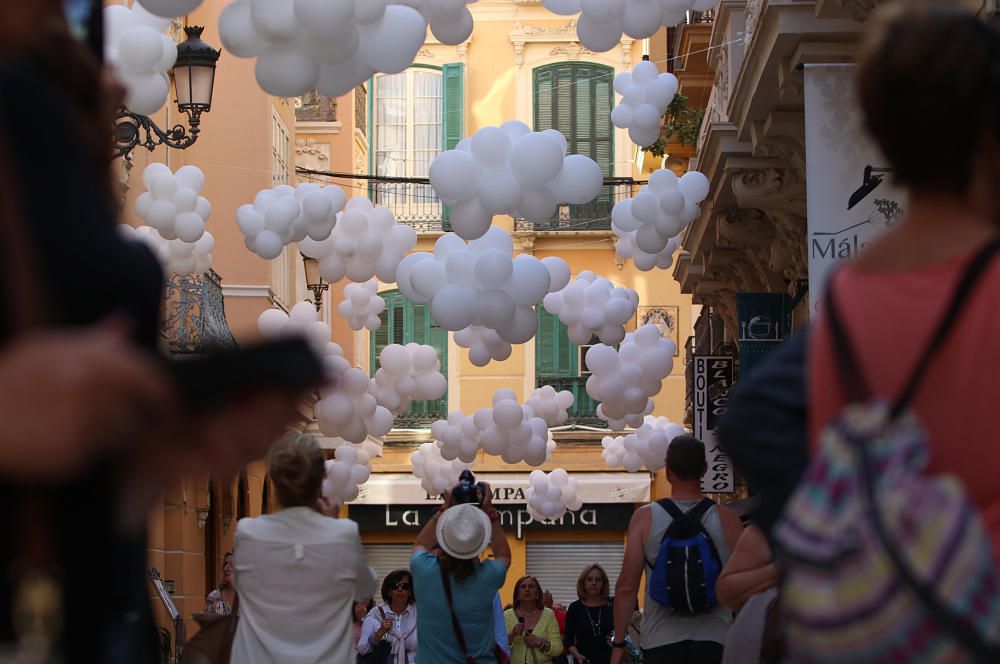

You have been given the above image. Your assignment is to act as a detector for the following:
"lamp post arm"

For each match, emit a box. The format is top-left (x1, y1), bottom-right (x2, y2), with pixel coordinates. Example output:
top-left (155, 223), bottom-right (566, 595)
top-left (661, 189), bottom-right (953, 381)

top-left (113, 107), bottom-right (203, 162)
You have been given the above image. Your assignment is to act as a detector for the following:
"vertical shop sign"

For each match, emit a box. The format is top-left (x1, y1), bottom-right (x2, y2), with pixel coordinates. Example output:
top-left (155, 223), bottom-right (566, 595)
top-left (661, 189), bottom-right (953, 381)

top-left (804, 64), bottom-right (906, 310)
top-left (693, 355), bottom-right (734, 493)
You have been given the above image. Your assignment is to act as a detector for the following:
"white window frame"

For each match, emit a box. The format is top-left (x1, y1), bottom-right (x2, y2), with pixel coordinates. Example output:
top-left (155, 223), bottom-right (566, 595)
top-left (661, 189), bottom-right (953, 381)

top-left (270, 109), bottom-right (294, 309)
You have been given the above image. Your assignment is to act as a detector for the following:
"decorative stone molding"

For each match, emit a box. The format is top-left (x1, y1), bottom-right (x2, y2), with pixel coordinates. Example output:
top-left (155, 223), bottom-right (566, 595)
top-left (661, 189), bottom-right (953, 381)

top-left (745, 0), bottom-right (765, 46)
top-left (295, 137), bottom-right (332, 171)
top-left (550, 43), bottom-right (594, 59)
top-left (417, 48), bottom-right (435, 58)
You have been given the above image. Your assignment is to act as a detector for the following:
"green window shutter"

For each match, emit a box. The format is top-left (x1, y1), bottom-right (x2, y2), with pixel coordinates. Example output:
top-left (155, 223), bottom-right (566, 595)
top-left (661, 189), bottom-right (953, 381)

top-left (536, 309), bottom-right (577, 379)
top-left (441, 63), bottom-right (463, 228)
top-left (371, 291), bottom-right (404, 374)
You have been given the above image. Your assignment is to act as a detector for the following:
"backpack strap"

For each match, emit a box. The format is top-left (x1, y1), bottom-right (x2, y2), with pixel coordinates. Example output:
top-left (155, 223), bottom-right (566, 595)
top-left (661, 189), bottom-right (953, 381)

top-left (656, 498), bottom-right (684, 522)
top-left (438, 561), bottom-right (474, 663)
top-left (826, 237), bottom-right (1000, 413)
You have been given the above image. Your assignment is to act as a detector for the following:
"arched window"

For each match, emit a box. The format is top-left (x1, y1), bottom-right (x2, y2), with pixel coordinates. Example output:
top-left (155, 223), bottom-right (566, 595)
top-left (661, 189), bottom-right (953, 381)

top-left (371, 290), bottom-right (448, 426)
top-left (533, 62), bottom-right (615, 227)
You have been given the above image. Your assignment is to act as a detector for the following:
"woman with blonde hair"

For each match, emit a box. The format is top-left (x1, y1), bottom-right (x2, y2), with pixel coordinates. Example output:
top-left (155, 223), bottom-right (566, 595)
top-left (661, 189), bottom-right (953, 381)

top-left (505, 575), bottom-right (563, 663)
top-left (229, 432), bottom-right (378, 662)
top-left (564, 564), bottom-right (614, 664)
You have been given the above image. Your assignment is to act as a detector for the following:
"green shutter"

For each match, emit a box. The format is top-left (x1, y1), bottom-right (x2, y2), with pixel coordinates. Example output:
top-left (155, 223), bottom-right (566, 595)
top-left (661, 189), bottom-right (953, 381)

top-left (536, 309), bottom-right (577, 379)
top-left (441, 63), bottom-right (464, 228)
top-left (533, 62), bottom-right (615, 220)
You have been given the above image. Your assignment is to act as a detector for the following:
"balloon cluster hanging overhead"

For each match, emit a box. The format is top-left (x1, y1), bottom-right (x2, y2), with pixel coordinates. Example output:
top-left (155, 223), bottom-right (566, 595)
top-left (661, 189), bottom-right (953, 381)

top-left (602, 415), bottom-right (685, 472)
top-left (611, 61), bottom-right (680, 148)
top-left (585, 324), bottom-right (677, 430)
top-left (130, 163), bottom-right (214, 276)
top-left (219, 0), bottom-right (475, 99)
top-left (541, 0), bottom-right (719, 53)
top-left (138, 0), bottom-right (205, 17)
top-left (370, 344), bottom-right (448, 417)
top-left (298, 197), bottom-right (418, 284)
top-left (543, 271), bottom-right (639, 346)
top-left (527, 469), bottom-right (583, 521)
top-left (338, 281), bottom-right (386, 331)
top-left (431, 387), bottom-right (564, 466)
top-left (237, 183), bottom-right (346, 260)
top-left (429, 122), bottom-right (605, 240)
top-left (397, 228), bottom-right (571, 361)
top-left (612, 169), bottom-right (709, 271)
top-left (322, 440), bottom-right (382, 506)
top-left (103, 2), bottom-right (177, 115)
top-left (257, 301), bottom-right (336, 357)
top-left (411, 442), bottom-right (476, 496)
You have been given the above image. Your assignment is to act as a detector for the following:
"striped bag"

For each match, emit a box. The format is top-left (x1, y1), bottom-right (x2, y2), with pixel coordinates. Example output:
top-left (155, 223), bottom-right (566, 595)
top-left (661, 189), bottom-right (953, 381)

top-left (775, 239), bottom-right (1000, 663)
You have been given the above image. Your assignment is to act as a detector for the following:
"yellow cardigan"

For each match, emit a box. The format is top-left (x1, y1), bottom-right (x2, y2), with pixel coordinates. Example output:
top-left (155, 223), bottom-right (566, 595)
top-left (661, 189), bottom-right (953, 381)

top-left (504, 607), bottom-right (564, 664)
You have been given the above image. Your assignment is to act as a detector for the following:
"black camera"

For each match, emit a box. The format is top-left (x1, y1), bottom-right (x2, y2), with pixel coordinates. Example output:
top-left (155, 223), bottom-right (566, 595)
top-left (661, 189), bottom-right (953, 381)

top-left (451, 470), bottom-right (486, 506)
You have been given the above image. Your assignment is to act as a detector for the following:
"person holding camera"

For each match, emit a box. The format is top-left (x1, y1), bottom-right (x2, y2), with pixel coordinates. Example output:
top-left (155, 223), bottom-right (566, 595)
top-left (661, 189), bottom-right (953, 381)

top-left (411, 473), bottom-right (512, 663)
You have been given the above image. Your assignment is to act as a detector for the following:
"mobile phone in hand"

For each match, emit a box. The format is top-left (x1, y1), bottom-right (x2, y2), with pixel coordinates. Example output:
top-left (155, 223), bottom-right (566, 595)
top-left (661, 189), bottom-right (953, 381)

top-left (168, 338), bottom-right (326, 411)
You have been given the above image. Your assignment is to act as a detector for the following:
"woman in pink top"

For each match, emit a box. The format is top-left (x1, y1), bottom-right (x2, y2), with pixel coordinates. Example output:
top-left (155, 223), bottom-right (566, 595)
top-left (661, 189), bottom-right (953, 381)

top-left (809, 8), bottom-right (1000, 559)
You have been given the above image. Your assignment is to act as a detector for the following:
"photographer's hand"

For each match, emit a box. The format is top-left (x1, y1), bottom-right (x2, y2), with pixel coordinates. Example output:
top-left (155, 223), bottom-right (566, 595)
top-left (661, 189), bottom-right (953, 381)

top-left (442, 488), bottom-right (455, 510)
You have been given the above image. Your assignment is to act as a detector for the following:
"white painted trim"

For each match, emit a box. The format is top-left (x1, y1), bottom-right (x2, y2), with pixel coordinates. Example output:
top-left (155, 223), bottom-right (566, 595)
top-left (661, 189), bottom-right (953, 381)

top-left (221, 284), bottom-right (273, 298)
top-left (295, 121), bottom-right (343, 135)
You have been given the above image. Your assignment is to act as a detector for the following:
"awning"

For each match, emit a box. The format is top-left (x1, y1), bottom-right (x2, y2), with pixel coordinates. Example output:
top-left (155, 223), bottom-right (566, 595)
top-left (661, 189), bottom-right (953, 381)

top-left (353, 472), bottom-right (650, 505)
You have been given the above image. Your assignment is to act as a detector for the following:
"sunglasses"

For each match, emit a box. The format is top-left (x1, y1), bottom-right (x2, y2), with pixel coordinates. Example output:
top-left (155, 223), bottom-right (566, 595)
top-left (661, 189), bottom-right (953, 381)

top-left (393, 583), bottom-right (411, 591)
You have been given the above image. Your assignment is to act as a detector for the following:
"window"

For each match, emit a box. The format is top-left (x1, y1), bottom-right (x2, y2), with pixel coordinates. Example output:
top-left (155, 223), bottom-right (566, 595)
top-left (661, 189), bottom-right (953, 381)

top-left (533, 62), bottom-right (615, 226)
top-left (371, 290), bottom-right (448, 426)
top-left (536, 310), bottom-right (601, 423)
top-left (271, 109), bottom-right (294, 307)
top-left (370, 64), bottom-right (463, 229)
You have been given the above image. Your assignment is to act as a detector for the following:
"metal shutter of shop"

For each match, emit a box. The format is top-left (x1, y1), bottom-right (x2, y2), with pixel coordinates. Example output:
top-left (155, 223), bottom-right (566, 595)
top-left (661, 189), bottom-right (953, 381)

top-left (525, 541), bottom-right (625, 606)
top-left (363, 544), bottom-right (414, 595)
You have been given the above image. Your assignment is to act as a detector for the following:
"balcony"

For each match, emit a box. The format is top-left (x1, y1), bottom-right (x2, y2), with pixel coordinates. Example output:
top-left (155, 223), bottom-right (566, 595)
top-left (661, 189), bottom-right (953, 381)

top-left (393, 397), bottom-right (448, 429)
top-left (514, 180), bottom-right (637, 233)
top-left (535, 375), bottom-right (603, 427)
top-left (371, 181), bottom-right (449, 233)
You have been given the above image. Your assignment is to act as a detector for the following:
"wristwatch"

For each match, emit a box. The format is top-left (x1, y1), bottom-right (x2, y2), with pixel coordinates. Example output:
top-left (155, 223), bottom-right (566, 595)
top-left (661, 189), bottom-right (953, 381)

top-left (611, 640), bottom-right (627, 649)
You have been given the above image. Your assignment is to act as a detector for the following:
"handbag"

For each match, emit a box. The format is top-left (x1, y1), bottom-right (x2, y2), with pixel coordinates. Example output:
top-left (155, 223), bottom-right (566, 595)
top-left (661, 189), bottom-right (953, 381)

top-left (775, 238), bottom-right (1000, 663)
top-left (357, 607), bottom-right (394, 664)
top-left (438, 563), bottom-right (510, 664)
top-left (182, 594), bottom-right (239, 664)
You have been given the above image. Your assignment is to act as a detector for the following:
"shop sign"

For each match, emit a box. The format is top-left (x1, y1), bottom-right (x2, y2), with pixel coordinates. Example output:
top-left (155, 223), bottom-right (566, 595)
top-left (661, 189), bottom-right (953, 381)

top-left (350, 503), bottom-right (635, 540)
top-left (804, 64), bottom-right (906, 310)
top-left (693, 355), bottom-right (734, 493)
top-left (736, 293), bottom-right (792, 378)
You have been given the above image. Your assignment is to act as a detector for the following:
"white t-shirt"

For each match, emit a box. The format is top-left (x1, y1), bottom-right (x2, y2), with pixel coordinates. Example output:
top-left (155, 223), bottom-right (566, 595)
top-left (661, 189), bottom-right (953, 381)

top-left (230, 507), bottom-right (378, 663)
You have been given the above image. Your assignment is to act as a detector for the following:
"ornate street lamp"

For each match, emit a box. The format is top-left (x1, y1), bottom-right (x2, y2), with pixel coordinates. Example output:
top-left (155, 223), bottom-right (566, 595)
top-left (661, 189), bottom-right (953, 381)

top-left (303, 256), bottom-right (328, 313)
top-left (113, 26), bottom-right (221, 161)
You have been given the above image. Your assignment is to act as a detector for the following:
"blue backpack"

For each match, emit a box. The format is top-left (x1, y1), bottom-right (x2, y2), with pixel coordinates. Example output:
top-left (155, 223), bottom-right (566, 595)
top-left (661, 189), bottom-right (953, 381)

top-left (646, 498), bottom-right (722, 614)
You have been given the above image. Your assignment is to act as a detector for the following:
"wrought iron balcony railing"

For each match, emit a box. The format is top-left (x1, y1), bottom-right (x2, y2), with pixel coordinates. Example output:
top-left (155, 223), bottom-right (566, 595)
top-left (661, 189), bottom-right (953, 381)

top-left (393, 397), bottom-right (449, 429)
top-left (535, 375), bottom-right (603, 427)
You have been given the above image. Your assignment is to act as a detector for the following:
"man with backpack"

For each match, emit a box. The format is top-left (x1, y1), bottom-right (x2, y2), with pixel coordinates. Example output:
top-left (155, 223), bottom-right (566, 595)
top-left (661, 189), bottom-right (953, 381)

top-left (611, 436), bottom-right (744, 664)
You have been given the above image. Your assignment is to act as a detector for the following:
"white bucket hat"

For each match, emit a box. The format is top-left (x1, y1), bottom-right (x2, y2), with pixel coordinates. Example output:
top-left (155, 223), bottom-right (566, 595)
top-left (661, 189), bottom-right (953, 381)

top-left (435, 504), bottom-right (492, 560)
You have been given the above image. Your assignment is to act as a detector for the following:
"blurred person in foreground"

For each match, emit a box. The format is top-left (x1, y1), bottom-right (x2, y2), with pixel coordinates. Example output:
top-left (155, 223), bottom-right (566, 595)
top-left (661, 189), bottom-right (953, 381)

top-left (411, 484), bottom-right (511, 663)
top-left (358, 569), bottom-right (418, 663)
top-left (612, 436), bottom-right (743, 664)
top-left (230, 432), bottom-right (378, 662)
top-left (504, 575), bottom-right (564, 663)
top-left (0, 3), bottom-right (307, 662)
top-left (203, 550), bottom-right (236, 616)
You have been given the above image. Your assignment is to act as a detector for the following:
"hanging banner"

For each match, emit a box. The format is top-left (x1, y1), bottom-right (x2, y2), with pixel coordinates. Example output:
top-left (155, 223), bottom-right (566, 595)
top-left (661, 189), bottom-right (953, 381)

top-left (693, 355), bottom-right (734, 493)
top-left (804, 64), bottom-right (906, 310)
top-left (737, 293), bottom-right (791, 378)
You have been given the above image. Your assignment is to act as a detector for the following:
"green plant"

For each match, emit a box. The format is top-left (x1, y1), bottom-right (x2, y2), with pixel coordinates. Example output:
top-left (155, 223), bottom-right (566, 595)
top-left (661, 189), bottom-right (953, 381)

top-left (644, 93), bottom-right (706, 157)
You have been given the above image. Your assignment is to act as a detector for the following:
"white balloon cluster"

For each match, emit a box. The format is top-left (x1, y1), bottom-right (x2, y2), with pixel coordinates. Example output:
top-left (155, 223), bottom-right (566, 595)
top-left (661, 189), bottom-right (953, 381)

top-left (454, 326), bottom-right (512, 368)
top-left (524, 385), bottom-right (575, 427)
top-left (431, 388), bottom-right (560, 466)
top-left (541, 0), bottom-right (719, 53)
top-left (526, 469), bottom-right (583, 521)
top-left (397, 228), bottom-right (571, 352)
top-left (612, 169), bottom-right (710, 271)
top-left (601, 415), bottom-right (686, 472)
top-left (257, 301), bottom-right (335, 356)
top-left (119, 224), bottom-right (214, 277)
top-left (103, 2), bottom-right (177, 115)
top-left (136, 163), bottom-right (211, 243)
top-left (429, 122), bottom-right (604, 240)
top-left (542, 271), bottom-right (639, 346)
top-left (299, 197), bottom-right (418, 284)
top-left (585, 324), bottom-right (677, 430)
top-left (322, 440), bottom-right (381, 506)
top-left (338, 281), bottom-right (386, 331)
top-left (219, 0), bottom-right (474, 100)
top-left (611, 61), bottom-right (679, 148)
top-left (138, 0), bottom-right (204, 18)
top-left (371, 344), bottom-right (448, 416)
top-left (411, 442), bottom-right (476, 496)
top-left (237, 183), bottom-right (346, 260)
